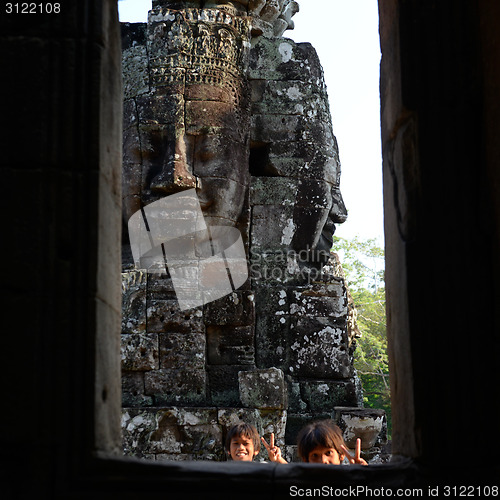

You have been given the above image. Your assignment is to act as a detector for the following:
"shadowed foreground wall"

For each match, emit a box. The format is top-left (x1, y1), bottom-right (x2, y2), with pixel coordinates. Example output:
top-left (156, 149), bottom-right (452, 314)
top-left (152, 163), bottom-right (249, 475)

top-left (380, 0), bottom-right (500, 465)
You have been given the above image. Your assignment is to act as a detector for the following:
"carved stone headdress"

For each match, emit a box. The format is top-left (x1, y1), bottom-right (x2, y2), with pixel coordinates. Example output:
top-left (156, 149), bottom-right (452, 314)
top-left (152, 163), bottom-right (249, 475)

top-left (148, 8), bottom-right (252, 98)
top-left (152, 0), bottom-right (299, 37)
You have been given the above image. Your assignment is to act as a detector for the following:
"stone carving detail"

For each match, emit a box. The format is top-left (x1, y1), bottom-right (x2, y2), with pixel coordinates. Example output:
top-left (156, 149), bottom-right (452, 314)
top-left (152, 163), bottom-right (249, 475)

top-left (148, 9), bottom-right (251, 93)
top-left (152, 1), bottom-right (299, 36)
top-left (120, 2), bottom-right (387, 462)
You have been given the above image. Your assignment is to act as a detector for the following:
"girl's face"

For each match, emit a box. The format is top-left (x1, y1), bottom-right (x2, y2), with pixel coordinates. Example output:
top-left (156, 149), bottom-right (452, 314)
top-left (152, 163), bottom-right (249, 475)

top-left (229, 434), bottom-right (258, 461)
top-left (306, 445), bottom-right (344, 464)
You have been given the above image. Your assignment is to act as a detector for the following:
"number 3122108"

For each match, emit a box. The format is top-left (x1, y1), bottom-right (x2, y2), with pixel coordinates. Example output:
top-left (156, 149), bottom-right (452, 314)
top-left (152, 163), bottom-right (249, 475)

top-left (5, 3), bottom-right (60, 14)
top-left (444, 486), bottom-right (498, 497)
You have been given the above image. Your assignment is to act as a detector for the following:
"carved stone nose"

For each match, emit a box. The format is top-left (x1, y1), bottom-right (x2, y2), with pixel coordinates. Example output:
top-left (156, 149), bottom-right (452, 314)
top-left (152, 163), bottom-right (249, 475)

top-left (150, 161), bottom-right (197, 194)
top-left (330, 185), bottom-right (348, 224)
top-left (150, 134), bottom-right (197, 194)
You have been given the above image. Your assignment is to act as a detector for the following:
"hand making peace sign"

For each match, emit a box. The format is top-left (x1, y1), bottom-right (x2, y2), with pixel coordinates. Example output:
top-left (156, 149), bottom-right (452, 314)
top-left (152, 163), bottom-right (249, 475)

top-left (341, 438), bottom-right (368, 465)
top-left (261, 433), bottom-right (288, 464)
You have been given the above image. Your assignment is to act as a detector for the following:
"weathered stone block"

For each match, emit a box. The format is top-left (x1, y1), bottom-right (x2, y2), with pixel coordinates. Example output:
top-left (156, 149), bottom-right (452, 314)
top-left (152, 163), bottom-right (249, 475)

top-left (286, 378), bottom-right (307, 413)
top-left (122, 409), bottom-right (160, 458)
top-left (122, 407), bottom-right (223, 459)
top-left (122, 42), bottom-right (149, 99)
top-left (159, 407), bottom-right (218, 427)
top-left (289, 317), bottom-right (352, 379)
top-left (159, 330), bottom-right (205, 371)
top-left (217, 408), bottom-right (262, 433)
top-left (251, 204), bottom-right (295, 251)
top-left (180, 423), bottom-right (223, 459)
top-left (248, 37), bottom-right (324, 84)
top-left (251, 114), bottom-right (333, 151)
top-left (189, 176), bottom-right (248, 227)
top-left (147, 421), bottom-right (183, 455)
top-left (150, 330), bottom-right (206, 403)
top-left (251, 154), bottom-right (338, 185)
top-left (298, 281), bottom-right (346, 297)
top-left (122, 370), bottom-right (144, 395)
top-left (193, 134), bottom-right (249, 183)
top-left (289, 285), bottom-right (346, 318)
top-left (250, 78), bottom-right (266, 103)
top-left (147, 299), bottom-right (204, 333)
top-left (268, 137), bottom-right (331, 164)
top-left (304, 152), bottom-right (340, 185)
top-left (255, 409), bottom-right (287, 462)
top-left (153, 408), bottom-right (222, 458)
top-left (121, 333), bottom-right (159, 371)
top-left (206, 326), bottom-right (255, 365)
top-left (185, 83), bottom-right (234, 103)
top-left (257, 157), bottom-right (303, 178)
top-left (254, 286), bottom-right (289, 368)
top-left (250, 113), bottom-right (300, 144)
top-left (239, 367), bottom-right (286, 409)
top-left (252, 80), bottom-right (330, 120)
top-left (122, 371), bottom-right (154, 407)
top-left (334, 407), bottom-right (387, 450)
top-left (122, 271), bottom-right (147, 333)
top-left (144, 369), bottom-right (206, 404)
top-left (203, 291), bottom-right (255, 326)
top-left (186, 100), bottom-right (240, 139)
top-left (250, 251), bottom-right (302, 285)
top-left (301, 380), bottom-right (360, 412)
top-left (259, 409), bottom-right (287, 444)
top-left (208, 365), bottom-right (253, 406)
top-left (146, 272), bottom-right (176, 299)
top-left (295, 179), bottom-right (335, 209)
top-left (249, 176), bottom-right (299, 206)
top-left (136, 93), bottom-right (185, 126)
top-left (122, 99), bottom-right (140, 150)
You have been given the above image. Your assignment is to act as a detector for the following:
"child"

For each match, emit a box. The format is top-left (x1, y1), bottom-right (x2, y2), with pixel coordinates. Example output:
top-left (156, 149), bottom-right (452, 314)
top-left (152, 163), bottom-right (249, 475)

top-left (225, 422), bottom-right (261, 462)
top-left (262, 419), bottom-right (367, 465)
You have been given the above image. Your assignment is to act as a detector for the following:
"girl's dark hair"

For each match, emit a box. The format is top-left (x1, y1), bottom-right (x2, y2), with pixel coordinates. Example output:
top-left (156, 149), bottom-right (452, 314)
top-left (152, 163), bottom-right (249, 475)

top-left (297, 420), bottom-right (345, 462)
top-left (225, 422), bottom-right (261, 453)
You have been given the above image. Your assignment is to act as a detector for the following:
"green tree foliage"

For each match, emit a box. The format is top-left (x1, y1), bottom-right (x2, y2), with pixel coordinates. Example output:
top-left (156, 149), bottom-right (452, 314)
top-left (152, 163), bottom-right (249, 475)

top-left (332, 236), bottom-right (391, 437)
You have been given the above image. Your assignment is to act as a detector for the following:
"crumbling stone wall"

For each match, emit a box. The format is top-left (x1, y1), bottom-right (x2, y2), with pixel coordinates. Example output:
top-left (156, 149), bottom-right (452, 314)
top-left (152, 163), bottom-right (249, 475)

top-left (120, 0), bottom-right (386, 463)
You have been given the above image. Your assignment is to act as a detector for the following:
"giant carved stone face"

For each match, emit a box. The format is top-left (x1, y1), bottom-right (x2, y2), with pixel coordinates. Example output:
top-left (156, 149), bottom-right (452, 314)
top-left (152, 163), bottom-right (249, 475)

top-left (122, 8), bottom-right (251, 237)
top-left (122, 3), bottom-right (347, 266)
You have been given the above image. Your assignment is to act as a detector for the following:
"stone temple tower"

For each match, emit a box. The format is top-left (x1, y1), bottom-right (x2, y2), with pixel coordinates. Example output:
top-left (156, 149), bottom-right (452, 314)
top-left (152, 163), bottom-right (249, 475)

top-left (120, 0), bottom-right (386, 462)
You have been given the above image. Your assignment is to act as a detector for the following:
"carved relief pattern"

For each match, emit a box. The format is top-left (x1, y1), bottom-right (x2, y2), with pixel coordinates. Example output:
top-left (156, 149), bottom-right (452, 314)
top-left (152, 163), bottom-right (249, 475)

top-left (148, 9), bottom-right (251, 107)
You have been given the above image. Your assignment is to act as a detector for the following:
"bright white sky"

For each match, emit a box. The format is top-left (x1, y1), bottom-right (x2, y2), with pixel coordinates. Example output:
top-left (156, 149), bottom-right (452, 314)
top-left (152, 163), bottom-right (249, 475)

top-left (118, 0), bottom-right (384, 246)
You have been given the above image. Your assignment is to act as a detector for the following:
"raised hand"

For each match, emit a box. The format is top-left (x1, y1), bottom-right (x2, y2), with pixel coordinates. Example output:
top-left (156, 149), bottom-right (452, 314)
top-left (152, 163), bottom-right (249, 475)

top-left (341, 438), bottom-right (368, 465)
top-left (261, 433), bottom-right (288, 464)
